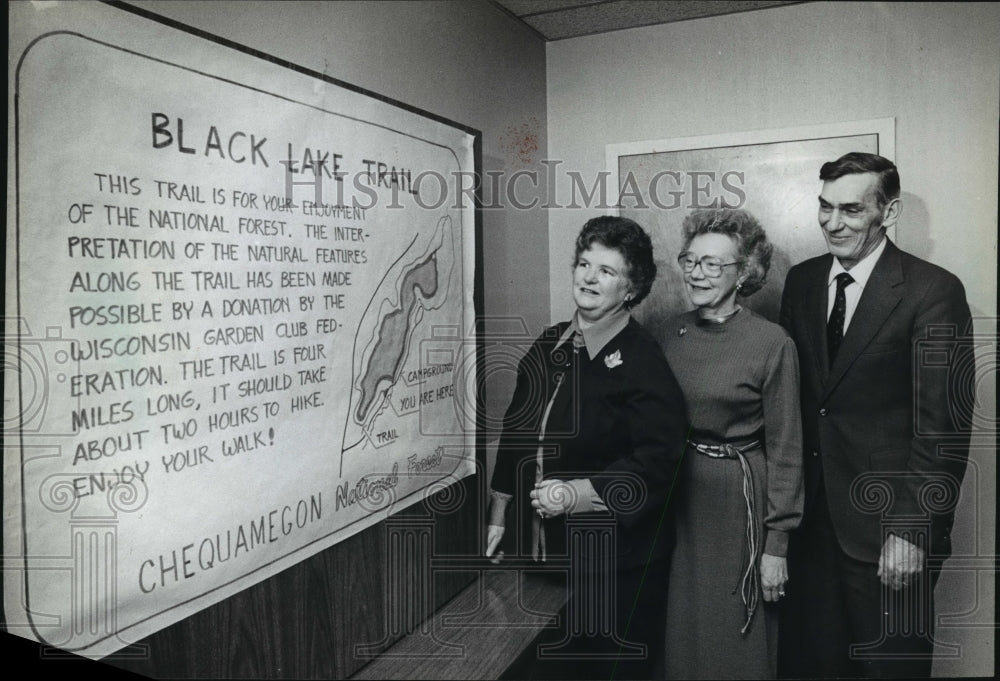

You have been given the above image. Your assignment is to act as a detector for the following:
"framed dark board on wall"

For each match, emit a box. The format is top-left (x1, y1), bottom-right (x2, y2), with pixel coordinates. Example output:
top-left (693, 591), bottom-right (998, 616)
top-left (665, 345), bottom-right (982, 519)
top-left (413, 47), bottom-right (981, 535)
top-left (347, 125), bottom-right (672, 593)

top-left (605, 119), bottom-right (894, 331)
top-left (5, 0), bottom-right (482, 665)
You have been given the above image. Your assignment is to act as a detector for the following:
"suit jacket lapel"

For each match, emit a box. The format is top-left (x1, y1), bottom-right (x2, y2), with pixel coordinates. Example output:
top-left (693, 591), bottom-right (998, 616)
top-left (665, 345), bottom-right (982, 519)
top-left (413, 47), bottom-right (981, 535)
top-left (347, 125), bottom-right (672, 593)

top-left (804, 256), bottom-right (834, 387)
top-left (822, 241), bottom-right (904, 398)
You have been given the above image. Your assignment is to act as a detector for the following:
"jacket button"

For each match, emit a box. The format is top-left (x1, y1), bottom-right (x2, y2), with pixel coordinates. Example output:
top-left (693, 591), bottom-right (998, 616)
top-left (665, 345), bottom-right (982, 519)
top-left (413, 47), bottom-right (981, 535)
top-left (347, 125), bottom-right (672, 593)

top-left (819, 408), bottom-right (827, 416)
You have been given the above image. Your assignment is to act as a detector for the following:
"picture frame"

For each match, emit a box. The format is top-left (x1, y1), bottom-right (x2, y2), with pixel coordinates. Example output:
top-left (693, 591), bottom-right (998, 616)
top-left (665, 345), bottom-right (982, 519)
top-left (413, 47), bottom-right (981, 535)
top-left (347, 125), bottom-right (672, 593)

top-left (605, 118), bottom-right (895, 332)
top-left (6, 0), bottom-right (480, 658)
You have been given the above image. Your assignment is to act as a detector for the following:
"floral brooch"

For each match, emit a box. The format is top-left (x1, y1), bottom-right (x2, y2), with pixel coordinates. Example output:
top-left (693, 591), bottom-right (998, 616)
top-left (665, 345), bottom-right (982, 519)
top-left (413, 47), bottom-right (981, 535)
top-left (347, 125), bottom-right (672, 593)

top-left (604, 349), bottom-right (623, 369)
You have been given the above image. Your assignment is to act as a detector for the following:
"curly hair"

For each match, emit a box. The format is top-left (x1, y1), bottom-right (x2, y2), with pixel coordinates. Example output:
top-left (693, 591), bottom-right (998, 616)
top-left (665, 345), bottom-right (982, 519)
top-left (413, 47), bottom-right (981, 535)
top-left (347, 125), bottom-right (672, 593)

top-left (573, 216), bottom-right (657, 308)
top-left (680, 208), bottom-right (772, 297)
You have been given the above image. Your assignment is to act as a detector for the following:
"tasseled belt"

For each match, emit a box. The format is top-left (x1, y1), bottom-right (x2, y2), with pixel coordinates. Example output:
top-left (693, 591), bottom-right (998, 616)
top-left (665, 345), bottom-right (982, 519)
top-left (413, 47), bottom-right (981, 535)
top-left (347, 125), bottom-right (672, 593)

top-left (688, 438), bottom-right (762, 635)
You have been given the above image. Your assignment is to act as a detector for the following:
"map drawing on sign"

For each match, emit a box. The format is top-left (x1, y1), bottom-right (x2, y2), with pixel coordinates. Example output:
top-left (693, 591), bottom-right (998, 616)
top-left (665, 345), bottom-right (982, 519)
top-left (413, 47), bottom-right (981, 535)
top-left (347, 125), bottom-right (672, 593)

top-left (340, 215), bottom-right (458, 471)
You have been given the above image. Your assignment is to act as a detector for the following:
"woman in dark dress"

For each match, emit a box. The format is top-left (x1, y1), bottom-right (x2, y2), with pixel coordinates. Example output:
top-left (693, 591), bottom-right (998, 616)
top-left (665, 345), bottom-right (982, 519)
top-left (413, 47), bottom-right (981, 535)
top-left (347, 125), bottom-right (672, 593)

top-left (487, 216), bottom-right (688, 679)
top-left (660, 209), bottom-right (804, 679)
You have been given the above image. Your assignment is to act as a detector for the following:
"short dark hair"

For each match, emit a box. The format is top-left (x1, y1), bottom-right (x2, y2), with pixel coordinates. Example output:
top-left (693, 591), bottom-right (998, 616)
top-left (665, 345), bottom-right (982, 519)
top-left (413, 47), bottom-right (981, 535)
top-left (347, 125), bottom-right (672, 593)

top-left (680, 208), bottom-right (772, 297)
top-left (819, 152), bottom-right (900, 209)
top-left (573, 216), bottom-right (656, 308)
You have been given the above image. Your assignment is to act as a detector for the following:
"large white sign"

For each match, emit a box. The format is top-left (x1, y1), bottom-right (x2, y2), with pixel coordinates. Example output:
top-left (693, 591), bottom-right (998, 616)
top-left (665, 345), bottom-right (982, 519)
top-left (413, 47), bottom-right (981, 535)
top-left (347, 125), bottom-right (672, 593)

top-left (5, 2), bottom-right (477, 657)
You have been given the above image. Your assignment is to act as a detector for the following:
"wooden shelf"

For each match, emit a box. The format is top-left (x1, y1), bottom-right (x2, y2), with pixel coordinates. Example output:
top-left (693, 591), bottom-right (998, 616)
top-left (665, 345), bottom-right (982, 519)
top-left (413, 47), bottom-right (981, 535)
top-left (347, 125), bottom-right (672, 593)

top-left (352, 569), bottom-right (566, 680)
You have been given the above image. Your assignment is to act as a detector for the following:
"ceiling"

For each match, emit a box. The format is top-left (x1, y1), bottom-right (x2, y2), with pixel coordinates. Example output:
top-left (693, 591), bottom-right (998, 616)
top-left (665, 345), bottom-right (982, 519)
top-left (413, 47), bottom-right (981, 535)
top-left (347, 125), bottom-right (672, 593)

top-left (492, 0), bottom-right (804, 41)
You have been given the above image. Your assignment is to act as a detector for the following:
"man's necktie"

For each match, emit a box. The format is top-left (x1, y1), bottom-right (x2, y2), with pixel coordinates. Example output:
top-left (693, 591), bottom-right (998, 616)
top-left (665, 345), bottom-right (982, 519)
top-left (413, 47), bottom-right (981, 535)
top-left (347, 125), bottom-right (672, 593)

top-left (827, 272), bottom-right (854, 366)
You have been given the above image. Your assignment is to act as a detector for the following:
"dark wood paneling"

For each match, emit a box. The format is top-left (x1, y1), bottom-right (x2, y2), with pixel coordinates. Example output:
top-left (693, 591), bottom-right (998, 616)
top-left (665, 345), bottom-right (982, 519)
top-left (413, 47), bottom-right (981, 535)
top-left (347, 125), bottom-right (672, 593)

top-left (101, 475), bottom-right (480, 679)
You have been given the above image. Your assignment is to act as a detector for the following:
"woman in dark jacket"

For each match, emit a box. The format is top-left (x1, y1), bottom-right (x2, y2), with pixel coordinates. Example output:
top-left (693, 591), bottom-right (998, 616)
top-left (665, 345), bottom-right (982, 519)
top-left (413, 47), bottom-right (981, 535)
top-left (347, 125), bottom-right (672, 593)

top-left (487, 215), bottom-right (688, 679)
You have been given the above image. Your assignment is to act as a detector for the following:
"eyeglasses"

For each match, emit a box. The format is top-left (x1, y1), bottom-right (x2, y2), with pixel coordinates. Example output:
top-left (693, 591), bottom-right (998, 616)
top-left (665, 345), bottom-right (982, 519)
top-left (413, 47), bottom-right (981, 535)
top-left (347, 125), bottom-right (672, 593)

top-left (677, 253), bottom-right (743, 278)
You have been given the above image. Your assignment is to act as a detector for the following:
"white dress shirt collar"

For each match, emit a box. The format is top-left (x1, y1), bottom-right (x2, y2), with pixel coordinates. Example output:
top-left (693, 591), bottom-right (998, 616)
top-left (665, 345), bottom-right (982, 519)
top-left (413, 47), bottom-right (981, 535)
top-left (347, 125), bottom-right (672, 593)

top-left (827, 236), bottom-right (888, 329)
top-left (556, 308), bottom-right (630, 361)
top-left (828, 235), bottom-right (887, 289)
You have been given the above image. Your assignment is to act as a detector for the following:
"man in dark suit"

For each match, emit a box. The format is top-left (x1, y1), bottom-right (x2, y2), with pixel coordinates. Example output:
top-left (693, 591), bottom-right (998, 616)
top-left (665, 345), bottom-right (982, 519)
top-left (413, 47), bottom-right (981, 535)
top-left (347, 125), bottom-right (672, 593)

top-left (777, 152), bottom-right (973, 678)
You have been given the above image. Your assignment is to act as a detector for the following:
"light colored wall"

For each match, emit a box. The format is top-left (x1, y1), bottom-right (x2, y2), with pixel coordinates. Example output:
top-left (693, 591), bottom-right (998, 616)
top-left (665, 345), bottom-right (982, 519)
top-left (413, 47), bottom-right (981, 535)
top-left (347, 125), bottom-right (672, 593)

top-left (547, 1), bottom-right (997, 322)
top-left (547, 2), bottom-right (997, 676)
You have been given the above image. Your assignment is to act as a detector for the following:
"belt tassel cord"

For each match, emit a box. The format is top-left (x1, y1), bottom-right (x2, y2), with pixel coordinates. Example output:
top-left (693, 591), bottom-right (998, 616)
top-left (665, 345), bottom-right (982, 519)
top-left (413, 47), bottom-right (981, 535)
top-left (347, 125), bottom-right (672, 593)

top-left (689, 440), bottom-right (761, 634)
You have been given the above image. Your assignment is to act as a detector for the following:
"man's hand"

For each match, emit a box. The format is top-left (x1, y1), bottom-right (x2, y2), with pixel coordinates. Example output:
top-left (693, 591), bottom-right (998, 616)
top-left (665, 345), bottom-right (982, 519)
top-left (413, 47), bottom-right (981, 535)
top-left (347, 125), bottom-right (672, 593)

top-left (878, 533), bottom-right (925, 590)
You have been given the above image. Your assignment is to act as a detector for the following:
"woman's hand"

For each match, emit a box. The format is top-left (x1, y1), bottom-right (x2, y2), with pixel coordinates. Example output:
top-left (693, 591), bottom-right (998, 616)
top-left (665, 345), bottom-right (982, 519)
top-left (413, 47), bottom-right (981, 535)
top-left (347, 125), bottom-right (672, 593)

top-left (530, 479), bottom-right (574, 518)
top-left (485, 525), bottom-right (505, 563)
top-left (760, 553), bottom-right (788, 602)
top-left (485, 491), bottom-right (510, 563)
